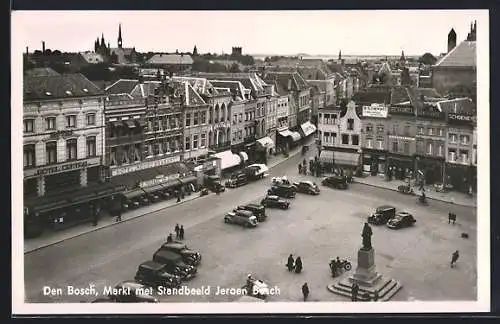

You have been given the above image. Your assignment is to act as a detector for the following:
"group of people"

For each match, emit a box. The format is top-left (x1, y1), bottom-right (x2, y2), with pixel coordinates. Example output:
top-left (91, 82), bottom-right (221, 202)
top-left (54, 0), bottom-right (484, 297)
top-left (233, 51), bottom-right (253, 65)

top-left (286, 254), bottom-right (303, 273)
top-left (329, 257), bottom-right (347, 277)
top-left (167, 224), bottom-right (185, 242)
top-left (350, 283), bottom-right (379, 302)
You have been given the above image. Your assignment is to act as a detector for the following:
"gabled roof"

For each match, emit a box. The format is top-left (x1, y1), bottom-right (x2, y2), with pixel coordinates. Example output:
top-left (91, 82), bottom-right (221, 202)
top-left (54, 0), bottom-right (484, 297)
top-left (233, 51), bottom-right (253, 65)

top-left (130, 81), bottom-right (162, 98)
top-left (24, 73), bottom-right (103, 101)
top-left (171, 76), bottom-right (220, 96)
top-left (437, 98), bottom-right (475, 115)
top-left (210, 80), bottom-right (248, 100)
top-left (148, 54), bottom-right (194, 65)
top-left (169, 80), bottom-right (206, 106)
top-left (190, 72), bottom-right (268, 96)
top-left (434, 41), bottom-right (476, 67)
top-left (262, 71), bottom-right (310, 92)
top-left (105, 79), bottom-right (140, 95)
top-left (24, 67), bottom-right (60, 77)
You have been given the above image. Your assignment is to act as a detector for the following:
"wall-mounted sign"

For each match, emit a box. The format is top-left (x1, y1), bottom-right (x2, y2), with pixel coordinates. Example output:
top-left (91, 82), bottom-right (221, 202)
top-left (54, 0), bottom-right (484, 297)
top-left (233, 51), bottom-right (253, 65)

top-left (448, 113), bottom-right (476, 123)
top-left (416, 110), bottom-right (445, 120)
top-left (24, 156), bottom-right (102, 178)
top-left (49, 130), bottom-right (74, 139)
top-left (389, 106), bottom-right (414, 115)
top-left (111, 155), bottom-right (181, 177)
top-left (362, 104), bottom-right (388, 118)
top-left (139, 173), bottom-right (180, 188)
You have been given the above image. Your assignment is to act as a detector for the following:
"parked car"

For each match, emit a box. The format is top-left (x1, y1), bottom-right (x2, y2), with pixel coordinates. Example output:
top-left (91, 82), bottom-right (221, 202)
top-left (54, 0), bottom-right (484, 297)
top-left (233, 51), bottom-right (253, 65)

top-left (387, 212), bottom-right (416, 229)
top-left (293, 181), bottom-right (320, 195)
top-left (321, 175), bottom-right (348, 189)
top-left (224, 210), bottom-right (258, 228)
top-left (235, 204), bottom-right (267, 222)
top-left (134, 261), bottom-right (182, 289)
top-left (146, 192), bottom-right (162, 203)
top-left (105, 281), bottom-right (159, 303)
top-left (260, 195), bottom-right (290, 209)
top-left (205, 175), bottom-right (226, 193)
top-left (367, 205), bottom-right (396, 225)
top-left (152, 250), bottom-right (197, 280)
top-left (159, 241), bottom-right (202, 266)
top-left (268, 184), bottom-right (296, 198)
top-left (245, 164), bottom-right (269, 180)
top-left (226, 173), bottom-right (248, 188)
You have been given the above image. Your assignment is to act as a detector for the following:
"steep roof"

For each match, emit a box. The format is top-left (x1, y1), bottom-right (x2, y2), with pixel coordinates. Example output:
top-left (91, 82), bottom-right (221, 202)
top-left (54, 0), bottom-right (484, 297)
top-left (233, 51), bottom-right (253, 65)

top-left (171, 76), bottom-right (221, 96)
top-left (352, 90), bottom-right (391, 105)
top-left (262, 71), bottom-right (310, 92)
top-left (24, 67), bottom-right (60, 77)
top-left (148, 54), bottom-right (194, 65)
top-left (437, 98), bottom-right (475, 114)
top-left (434, 41), bottom-right (476, 67)
top-left (105, 79), bottom-right (140, 94)
top-left (210, 80), bottom-right (248, 100)
top-left (80, 52), bottom-right (104, 64)
top-left (191, 72), bottom-right (268, 96)
top-left (24, 73), bottom-right (103, 101)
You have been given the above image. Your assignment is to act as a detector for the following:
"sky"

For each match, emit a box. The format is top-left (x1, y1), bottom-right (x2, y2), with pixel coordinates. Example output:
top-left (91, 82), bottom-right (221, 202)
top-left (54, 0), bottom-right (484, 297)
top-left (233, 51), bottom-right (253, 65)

top-left (12, 10), bottom-right (485, 57)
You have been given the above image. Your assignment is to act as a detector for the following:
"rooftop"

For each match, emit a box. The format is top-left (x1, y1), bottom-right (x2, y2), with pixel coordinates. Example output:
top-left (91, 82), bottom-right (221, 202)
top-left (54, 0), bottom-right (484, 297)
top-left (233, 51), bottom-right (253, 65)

top-left (434, 41), bottom-right (476, 67)
top-left (24, 73), bottom-right (103, 101)
top-left (147, 53), bottom-right (194, 65)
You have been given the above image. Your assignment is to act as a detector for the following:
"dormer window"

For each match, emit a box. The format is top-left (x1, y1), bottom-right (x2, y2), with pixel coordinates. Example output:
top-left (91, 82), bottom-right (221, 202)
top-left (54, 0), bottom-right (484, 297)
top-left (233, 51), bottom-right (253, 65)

top-left (45, 92), bottom-right (52, 96)
top-left (83, 88), bottom-right (89, 93)
top-left (65, 90), bottom-right (72, 95)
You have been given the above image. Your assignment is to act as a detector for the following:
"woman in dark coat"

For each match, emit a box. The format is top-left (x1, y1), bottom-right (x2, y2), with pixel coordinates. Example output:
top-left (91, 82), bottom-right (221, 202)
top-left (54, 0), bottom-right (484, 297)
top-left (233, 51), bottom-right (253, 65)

top-left (287, 254), bottom-right (295, 272)
top-left (295, 256), bottom-right (303, 273)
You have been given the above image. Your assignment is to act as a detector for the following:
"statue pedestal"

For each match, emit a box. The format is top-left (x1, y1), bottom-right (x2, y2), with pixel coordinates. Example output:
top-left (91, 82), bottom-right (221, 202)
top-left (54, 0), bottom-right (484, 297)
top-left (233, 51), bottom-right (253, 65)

top-left (327, 247), bottom-right (402, 301)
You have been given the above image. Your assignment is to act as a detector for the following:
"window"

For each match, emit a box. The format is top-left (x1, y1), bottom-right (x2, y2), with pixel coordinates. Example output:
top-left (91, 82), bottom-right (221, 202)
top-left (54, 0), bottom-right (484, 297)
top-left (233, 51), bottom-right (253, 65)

top-left (426, 142), bottom-right (433, 155)
top-left (460, 135), bottom-right (470, 145)
top-left (24, 119), bottom-right (34, 133)
top-left (460, 150), bottom-right (469, 163)
top-left (24, 144), bottom-right (36, 168)
top-left (352, 135), bottom-right (359, 146)
top-left (46, 142), bottom-right (57, 164)
top-left (449, 133), bottom-right (457, 143)
top-left (66, 139), bottom-right (77, 160)
top-left (347, 118), bottom-right (354, 130)
top-left (365, 124), bottom-right (373, 133)
top-left (238, 130), bottom-right (242, 139)
top-left (239, 113), bottom-right (243, 123)
top-left (200, 111), bottom-right (206, 124)
top-left (66, 115), bottom-right (76, 128)
top-left (46, 117), bottom-right (56, 130)
top-left (437, 128), bottom-right (443, 136)
top-left (233, 114), bottom-right (238, 124)
top-left (86, 136), bottom-right (96, 157)
top-left (342, 134), bottom-right (349, 144)
top-left (87, 113), bottom-right (96, 126)
top-left (377, 125), bottom-right (384, 134)
top-left (245, 113), bottom-right (248, 121)
top-left (185, 113), bottom-right (191, 127)
top-left (417, 126), bottom-right (424, 135)
top-left (199, 133), bottom-right (206, 147)
top-left (193, 112), bottom-right (199, 125)
top-left (438, 144), bottom-right (443, 156)
top-left (376, 139), bottom-right (383, 150)
top-left (185, 136), bottom-right (191, 150)
top-left (392, 124), bottom-right (399, 135)
top-left (193, 135), bottom-right (199, 149)
top-left (392, 141), bottom-right (398, 152)
top-left (416, 140), bottom-right (424, 154)
top-left (428, 128), bottom-right (434, 136)
top-left (324, 132), bottom-right (330, 143)
top-left (404, 141), bottom-right (410, 154)
top-left (404, 125), bottom-right (410, 136)
top-left (366, 138), bottom-right (373, 148)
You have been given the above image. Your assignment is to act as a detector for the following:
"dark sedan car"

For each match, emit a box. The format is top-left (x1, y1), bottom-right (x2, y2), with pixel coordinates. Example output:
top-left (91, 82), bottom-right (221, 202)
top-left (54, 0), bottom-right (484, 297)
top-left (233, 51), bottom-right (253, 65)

top-left (268, 184), bottom-right (296, 198)
top-left (260, 195), bottom-right (290, 209)
top-left (321, 175), bottom-right (348, 189)
top-left (293, 181), bottom-right (320, 195)
top-left (159, 241), bottom-right (202, 266)
top-left (387, 212), bottom-right (416, 229)
top-left (235, 203), bottom-right (267, 222)
top-left (367, 205), bottom-right (396, 225)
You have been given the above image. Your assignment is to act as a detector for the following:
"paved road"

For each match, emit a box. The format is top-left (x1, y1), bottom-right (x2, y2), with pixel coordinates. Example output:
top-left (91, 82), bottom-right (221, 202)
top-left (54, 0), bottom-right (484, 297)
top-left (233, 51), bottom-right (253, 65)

top-left (24, 152), bottom-right (477, 303)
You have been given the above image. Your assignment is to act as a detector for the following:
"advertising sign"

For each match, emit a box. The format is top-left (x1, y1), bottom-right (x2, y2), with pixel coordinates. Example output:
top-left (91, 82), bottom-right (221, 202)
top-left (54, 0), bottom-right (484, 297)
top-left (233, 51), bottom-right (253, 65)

top-left (362, 104), bottom-right (388, 118)
top-left (448, 113), bottom-right (476, 123)
top-left (111, 155), bottom-right (181, 177)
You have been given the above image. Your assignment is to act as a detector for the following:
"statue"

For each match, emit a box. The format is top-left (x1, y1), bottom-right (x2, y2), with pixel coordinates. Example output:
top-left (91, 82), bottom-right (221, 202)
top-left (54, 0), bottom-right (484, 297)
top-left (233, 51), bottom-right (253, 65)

top-left (361, 222), bottom-right (373, 250)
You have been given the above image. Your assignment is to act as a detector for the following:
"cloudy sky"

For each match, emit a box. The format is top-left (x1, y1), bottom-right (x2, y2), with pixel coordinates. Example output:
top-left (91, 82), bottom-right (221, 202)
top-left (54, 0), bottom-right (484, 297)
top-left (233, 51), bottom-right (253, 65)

top-left (12, 10), bottom-right (485, 57)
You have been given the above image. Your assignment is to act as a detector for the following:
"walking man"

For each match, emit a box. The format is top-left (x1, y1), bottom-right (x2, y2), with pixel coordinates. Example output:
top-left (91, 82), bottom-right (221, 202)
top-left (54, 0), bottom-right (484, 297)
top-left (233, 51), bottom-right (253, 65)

top-left (301, 282), bottom-right (309, 301)
top-left (448, 213), bottom-right (456, 225)
top-left (175, 224), bottom-right (180, 239)
top-left (451, 250), bottom-right (460, 268)
top-left (287, 254), bottom-right (295, 272)
top-left (351, 282), bottom-right (359, 302)
top-left (179, 225), bottom-right (185, 240)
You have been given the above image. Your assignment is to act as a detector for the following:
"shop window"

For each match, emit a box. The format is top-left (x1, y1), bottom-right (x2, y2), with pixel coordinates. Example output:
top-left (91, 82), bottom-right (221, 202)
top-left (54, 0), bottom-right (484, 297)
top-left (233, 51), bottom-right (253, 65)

top-left (45, 170), bottom-right (80, 194)
top-left (347, 118), bottom-right (354, 130)
top-left (185, 113), bottom-right (191, 127)
top-left (342, 134), bottom-right (349, 145)
top-left (24, 144), bottom-right (36, 168)
top-left (24, 119), bottom-right (34, 133)
top-left (404, 141), bottom-right (410, 154)
top-left (24, 178), bottom-right (38, 198)
top-left (86, 136), bottom-right (96, 157)
top-left (352, 135), bottom-right (359, 146)
top-left (193, 135), bottom-right (199, 149)
top-left (45, 117), bottom-right (56, 130)
top-left (87, 113), bottom-right (96, 126)
top-left (185, 136), bottom-right (191, 150)
top-left (87, 166), bottom-right (101, 184)
top-left (66, 115), bottom-right (77, 128)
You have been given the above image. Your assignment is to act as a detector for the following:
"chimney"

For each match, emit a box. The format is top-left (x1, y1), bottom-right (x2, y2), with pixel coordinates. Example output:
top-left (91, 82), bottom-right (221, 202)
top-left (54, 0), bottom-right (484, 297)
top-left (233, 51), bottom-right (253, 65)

top-left (26, 46), bottom-right (29, 55)
top-left (42, 41), bottom-right (45, 53)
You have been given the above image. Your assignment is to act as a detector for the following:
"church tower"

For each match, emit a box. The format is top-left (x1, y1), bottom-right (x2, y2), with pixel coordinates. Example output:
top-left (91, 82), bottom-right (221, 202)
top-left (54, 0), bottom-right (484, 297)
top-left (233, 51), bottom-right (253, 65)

top-left (118, 23), bottom-right (123, 48)
top-left (193, 45), bottom-right (198, 56)
top-left (448, 28), bottom-right (457, 53)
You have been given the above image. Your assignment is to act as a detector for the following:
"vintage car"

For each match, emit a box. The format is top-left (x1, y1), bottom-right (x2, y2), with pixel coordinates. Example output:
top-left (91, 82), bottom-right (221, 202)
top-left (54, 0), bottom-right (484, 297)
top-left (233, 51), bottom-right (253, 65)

top-left (387, 212), bottom-right (417, 229)
top-left (159, 241), bottom-right (202, 266)
top-left (152, 250), bottom-right (197, 280)
top-left (235, 204), bottom-right (267, 222)
top-left (205, 175), bottom-right (226, 193)
top-left (243, 276), bottom-right (271, 300)
top-left (293, 181), bottom-right (320, 195)
top-left (321, 175), bottom-right (348, 189)
top-left (268, 184), bottom-right (296, 198)
top-left (134, 261), bottom-right (182, 289)
top-left (260, 195), bottom-right (290, 209)
top-left (105, 281), bottom-right (159, 303)
top-left (367, 205), bottom-right (396, 225)
top-left (225, 172), bottom-right (249, 188)
top-left (224, 210), bottom-right (258, 228)
top-left (246, 164), bottom-right (269, 179)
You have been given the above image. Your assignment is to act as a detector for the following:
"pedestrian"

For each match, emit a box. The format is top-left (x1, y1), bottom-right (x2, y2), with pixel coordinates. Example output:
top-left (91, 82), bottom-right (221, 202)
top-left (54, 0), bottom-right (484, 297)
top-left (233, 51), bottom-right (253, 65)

top-left (177, 191), bottom-right (181, 203)
top-left (298, 164), bottom-right (302, 174)
top-left (179, 225), bottom-right (185, 240)
top-left (351, 283), bottom-right (359, 302)
top-left (301, 282), bottom-right (309, 301)
top-left (451, 250), bottom-right (460, 268)
top-left (175, 224), bottom-right (180, 239)
top-left (167, 233), bottom-right (173, 243)
top-left (330, 260), bottom-right (337, 277)
top-left (287, 254), bottom-right (295, 272)
top-left (448, 212), bottom-right (456, 225)
top-left (295, 256), bottom-right (303, 273)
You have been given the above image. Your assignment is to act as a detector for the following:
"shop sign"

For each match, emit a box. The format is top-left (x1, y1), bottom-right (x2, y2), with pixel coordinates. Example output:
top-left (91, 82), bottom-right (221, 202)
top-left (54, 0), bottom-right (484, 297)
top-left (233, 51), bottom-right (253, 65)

top-left (362, 104), bottom-right (388, 118)
top-left (139, 173), bottom-right (180, 188)
top-left (111, 155), bottom-right (181, 177)
top-left (213, 121), bottom-right (229, 130)
top-left (389, 106), bottom-right (414, 115)
top-left (27, 157), bottom-right (101, 177)
top-left (448, 113), bottom-right (476, 123)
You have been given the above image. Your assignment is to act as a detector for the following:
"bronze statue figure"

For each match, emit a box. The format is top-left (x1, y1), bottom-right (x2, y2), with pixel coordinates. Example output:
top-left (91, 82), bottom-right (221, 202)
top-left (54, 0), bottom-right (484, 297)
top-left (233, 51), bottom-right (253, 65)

top-left (362, 222), bottom-right (373, 250)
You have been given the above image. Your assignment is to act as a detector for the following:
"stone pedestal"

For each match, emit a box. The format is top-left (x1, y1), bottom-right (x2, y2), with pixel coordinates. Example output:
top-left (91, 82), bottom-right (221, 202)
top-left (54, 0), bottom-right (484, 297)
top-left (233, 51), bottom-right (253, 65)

top-left (327, 247), bottom-right (402, 301)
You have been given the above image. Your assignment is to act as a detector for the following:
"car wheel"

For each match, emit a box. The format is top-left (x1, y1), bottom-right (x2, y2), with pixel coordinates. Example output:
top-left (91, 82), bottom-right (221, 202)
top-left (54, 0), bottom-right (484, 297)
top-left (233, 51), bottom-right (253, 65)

top-left (224, 218), bottom-right (229, 223)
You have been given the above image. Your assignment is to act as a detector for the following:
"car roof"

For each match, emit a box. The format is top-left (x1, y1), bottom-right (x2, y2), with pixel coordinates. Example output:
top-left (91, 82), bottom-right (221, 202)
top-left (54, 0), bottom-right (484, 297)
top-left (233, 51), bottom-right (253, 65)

top-left (377, 205), bottom-right (395, 210)
top-left (242, 203), bottom-right (263, 208)
top-left (154, 249), bottom-right (183, 260)
top-left (235, 210), bottom-right (253, 216)
top-left (266, 195), bottom-right (279, 199)
top-left (162, 242), bottom-right (186, 249)
top-left (396, 211), bottom-right (411, 216)
top-left (139, 260), bottom-right (165, 271)
top-left (300, 181), bottom-right (314, 185)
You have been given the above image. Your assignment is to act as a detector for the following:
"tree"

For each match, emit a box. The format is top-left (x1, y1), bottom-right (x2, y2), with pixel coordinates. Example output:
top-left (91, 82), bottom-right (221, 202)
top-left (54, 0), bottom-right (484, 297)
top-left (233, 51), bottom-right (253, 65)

top-left (229, 63), bottom-right (241, 73)
top-left (418, 53), bottom-right (437, 66)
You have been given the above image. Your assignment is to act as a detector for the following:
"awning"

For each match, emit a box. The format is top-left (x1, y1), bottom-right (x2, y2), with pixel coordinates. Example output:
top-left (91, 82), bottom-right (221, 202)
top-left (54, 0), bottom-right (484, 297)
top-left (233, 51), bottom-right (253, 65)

top-left (256, 136), bottom-right (275, 150)
top-left (213, 150), bottom-right (242, 170)
top-left (109, 162), bottom-right (187, 189)
top-left (279, 129), bottom-right (300, 142)
top-left (278, 129), bottom-right (294, 137)
top-left (319, 150), bottom-right (335, 163)
top-left (123, 120), bottom-right (136, 128)
top-left (300, 121), bottom-right (317, 137)
top-left (124, 189), bottom-right (146, 200)
top-left (144, 184), bottom-right (165, 194)
top-left (239, 151), bottom-right (249, 162)
top-left (289, 131), bottom-right (301, 142)
top-left (178, 175), bottom-right (197, 185)
top-left (334, 152), bottom-right (360, 166)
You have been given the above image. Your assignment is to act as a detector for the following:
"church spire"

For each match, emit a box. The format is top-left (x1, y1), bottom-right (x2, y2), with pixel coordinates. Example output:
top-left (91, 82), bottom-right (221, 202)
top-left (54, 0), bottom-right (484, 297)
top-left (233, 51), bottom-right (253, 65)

top-left (118, 23), bottom-right (123, 48)
top-left (338, 50), bottom-right (342, 61)
top-left (101, 33), bottom-right (105, 47)
top-left (400, 50), bottom-right (405, 62)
